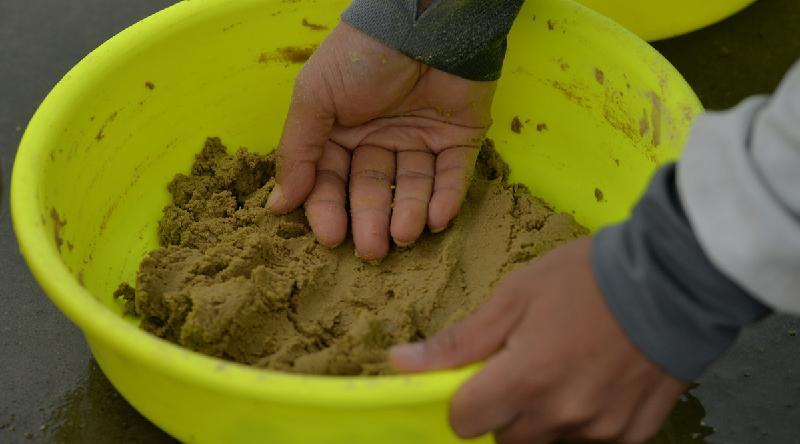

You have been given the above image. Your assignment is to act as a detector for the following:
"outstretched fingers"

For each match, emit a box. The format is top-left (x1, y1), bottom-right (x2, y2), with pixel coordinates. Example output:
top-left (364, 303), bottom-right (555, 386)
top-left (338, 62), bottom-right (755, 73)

top-left (391, 150), bottom-right (435, 246)
top-left (349, 145), bottom-right (396, 261)
top-left (304, 141), bottom-right (351, 248)
top-left (428, 145), bottom-right (479, 232)
top-left (269, 69), bottom-right (334, 214)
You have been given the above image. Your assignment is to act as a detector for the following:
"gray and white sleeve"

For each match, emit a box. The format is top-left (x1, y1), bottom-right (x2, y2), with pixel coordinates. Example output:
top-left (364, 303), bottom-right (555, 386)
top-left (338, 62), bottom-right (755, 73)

top-left (679, 61), bottom-right (800, 316)
top-left (593, 61), bottom-right (800, 382)
top-left (341, 0), bottom-right (524, 81)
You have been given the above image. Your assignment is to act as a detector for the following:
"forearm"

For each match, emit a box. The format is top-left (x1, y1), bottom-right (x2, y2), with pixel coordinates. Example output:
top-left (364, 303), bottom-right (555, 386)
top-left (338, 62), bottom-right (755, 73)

top-left (342, 0), bottom-right (524, 81)
top-left (593, 166), bottom-right (770, 381)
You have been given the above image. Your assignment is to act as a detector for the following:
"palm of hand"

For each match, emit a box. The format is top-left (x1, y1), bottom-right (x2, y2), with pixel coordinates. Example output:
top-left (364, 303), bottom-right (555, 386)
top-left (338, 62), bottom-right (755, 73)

top-left (269, 23), bottom-right (495, 260)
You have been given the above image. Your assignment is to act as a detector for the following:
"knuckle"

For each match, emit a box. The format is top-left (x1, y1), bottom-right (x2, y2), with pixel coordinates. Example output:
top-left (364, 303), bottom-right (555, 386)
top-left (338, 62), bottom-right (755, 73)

top-left (426, 328), bottom-right (463, 357)
top-left (435, 164), bottom-right (470, 177)
top-left (316, 168), bottom-right (347, 185)
top-left (396, 168), bottom-right (434, 181)
top-left (518, 373), bottom-right (544, 397)
top-left (553, 400), bottom-right (594, 428)
top-left (584, 419), bottom-right (628, 442)
top-left (276, 149), bottom-right (317, 166)
top-left (305, 198), bottom-right (344, 212)
top-left (351, 168), bottom-right (392, 184)
top-left (350, 206), bottom-right (391, 219)
top-left (392, 196), bottom-right (429, 209)
top-left (511, 354), bottom-right (558, 394)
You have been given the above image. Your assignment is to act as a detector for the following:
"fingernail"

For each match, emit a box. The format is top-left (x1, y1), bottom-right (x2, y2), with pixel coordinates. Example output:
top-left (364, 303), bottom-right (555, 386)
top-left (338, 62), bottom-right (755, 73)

top-left (430, 224), bottom-right (449, 234)
top-left (393, 238), bottom-right (413, 248)
top-left (267, 184), bottom-right (283, 210)
top-left (390, 342), bottom-right (427, 368)
top-left (354, 250), bottom-right (383, 266)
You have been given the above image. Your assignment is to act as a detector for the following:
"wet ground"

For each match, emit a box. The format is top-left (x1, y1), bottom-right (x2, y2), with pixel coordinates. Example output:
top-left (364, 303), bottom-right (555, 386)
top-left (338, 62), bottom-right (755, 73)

top-left (1, 0), bottom-right (799, 443)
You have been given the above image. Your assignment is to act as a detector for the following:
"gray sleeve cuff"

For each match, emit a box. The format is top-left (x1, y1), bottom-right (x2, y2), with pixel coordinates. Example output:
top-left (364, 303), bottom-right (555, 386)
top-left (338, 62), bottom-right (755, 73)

top-left (678, 62), bottom-right (800, 315)
top-left (341, 0), bottom-right (524, 81)
top-left (592, 165), bottom-right (771, 381)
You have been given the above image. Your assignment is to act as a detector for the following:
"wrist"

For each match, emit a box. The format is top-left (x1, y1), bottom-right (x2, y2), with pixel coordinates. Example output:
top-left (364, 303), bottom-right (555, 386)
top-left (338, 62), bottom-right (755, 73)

top-left (591, 165), bottom-right (771, 381)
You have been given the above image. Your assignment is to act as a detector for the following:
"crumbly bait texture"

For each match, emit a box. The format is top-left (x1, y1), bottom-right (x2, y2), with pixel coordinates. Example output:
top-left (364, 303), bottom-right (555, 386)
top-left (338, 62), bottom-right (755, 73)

top-left (128, 137), bottom-right (588, 375)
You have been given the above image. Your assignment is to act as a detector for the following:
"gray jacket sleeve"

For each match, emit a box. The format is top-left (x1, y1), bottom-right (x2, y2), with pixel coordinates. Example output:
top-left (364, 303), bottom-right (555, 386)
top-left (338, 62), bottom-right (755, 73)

top-left (678, 62), bottom-right (800, 316)
top-left (341, 0), bottom-right (524, 81)
top-left (594, 62), bottom-right (800, 381)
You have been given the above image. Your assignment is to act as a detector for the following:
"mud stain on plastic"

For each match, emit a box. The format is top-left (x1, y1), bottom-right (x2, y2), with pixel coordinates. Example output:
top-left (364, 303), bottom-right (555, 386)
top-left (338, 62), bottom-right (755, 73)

top-left (554, 58), bottom-right (570, 71)
top-left (640, 108), bottom-right (650, 136)
top-left (511, 116), bottom-right (524, 134)
top-left (50, 208), bottom-right (67, 253)
top-left (594, 188), bottom-right (604, 202)
top-left (222, 22), bottom-right (242, 32)
top-left (594, 67), bottom-right (605, 84)
top-left (549, 80), bottom-right (590, 108)
top-left (649, 92), bottom-right (664, 147)
top-left (601, 87), bottom-right (640, 146)
top-left (95, 111), bottom-right (118, 141)
top-left (301, 18), bottom-right (327, 31)
top-left (258, 46), bottom-right (317, 65)
top-left (548, 76), bottom-right (661, 161)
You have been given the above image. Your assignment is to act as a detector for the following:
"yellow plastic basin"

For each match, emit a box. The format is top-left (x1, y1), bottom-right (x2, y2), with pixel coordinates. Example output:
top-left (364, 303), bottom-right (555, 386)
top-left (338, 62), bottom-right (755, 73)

top-left (578, 0), bottom-right (757, 41)
top-left (11, 0), bottom-right (702, 442)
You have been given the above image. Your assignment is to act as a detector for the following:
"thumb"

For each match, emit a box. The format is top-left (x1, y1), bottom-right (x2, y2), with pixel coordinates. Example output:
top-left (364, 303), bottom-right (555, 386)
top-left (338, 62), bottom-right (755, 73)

top-left (390, 281), bottom-right (526, 373)
top-left (268, 69), bottom-right (335, 214)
